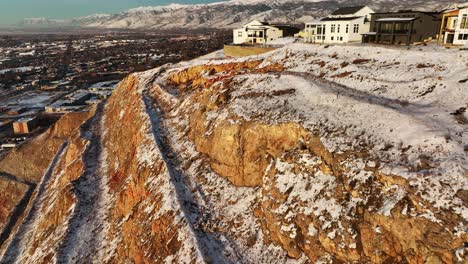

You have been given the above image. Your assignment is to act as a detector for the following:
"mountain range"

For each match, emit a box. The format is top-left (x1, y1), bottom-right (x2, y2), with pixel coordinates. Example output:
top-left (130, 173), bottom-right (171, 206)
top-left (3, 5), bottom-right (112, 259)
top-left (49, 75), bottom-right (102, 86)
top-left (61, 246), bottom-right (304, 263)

top-left (16, 0), bottom-right (466, 30)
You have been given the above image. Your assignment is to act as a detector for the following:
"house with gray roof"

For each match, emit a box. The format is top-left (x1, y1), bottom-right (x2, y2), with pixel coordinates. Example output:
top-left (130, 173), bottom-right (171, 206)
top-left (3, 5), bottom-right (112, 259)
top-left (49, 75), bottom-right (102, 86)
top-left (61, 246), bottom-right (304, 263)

top-left (305, 6), bottom-right (374, 44)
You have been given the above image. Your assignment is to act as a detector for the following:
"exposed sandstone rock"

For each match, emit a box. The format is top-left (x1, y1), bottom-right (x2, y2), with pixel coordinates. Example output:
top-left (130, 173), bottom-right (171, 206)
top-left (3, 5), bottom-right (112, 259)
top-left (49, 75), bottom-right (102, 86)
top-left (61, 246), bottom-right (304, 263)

top-left (1, 45), bottom-right (466, 264)
top-left (0, 178), bottom-right (28, 232)
top-left (149, 58), bottom-right (467, 263)
top-left (0, 111), bottom-right (92, 183)
top-left (100, 74), bottom-right (199, 263)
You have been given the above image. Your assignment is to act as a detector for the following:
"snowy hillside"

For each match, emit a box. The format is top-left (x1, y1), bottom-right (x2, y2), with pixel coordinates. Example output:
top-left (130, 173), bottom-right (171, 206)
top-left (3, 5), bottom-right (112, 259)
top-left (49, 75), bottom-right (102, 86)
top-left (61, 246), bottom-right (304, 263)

top-left (0, 42), bottom-right (466, 263)
top-left (17, 0), bottom-right (466, 29)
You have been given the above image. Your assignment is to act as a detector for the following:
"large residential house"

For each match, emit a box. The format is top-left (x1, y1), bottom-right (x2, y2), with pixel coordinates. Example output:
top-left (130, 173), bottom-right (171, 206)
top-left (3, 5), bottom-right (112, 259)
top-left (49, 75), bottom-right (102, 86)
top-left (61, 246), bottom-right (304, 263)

top-left (233, 20), bottom-right (300, 45)
top-left (362, 11), bottom-right (442, 45)
top-left (304, 6), bottom-right (374, 44)
top-left (439, 4), bottom-right (468, 46)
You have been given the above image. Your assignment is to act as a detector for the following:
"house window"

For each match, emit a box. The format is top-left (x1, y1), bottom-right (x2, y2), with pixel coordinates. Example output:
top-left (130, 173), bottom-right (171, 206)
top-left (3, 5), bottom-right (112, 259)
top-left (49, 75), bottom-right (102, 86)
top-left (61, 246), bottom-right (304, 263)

top-left (461, 14), bottom-right (468, 29)
top-left (317, 25), bottom-right (326, 35)
top-left (331, 24), bottom-right (336, 33)
top-left (331, 36), bottom-right (334, 40)
top-left (346, 24), bottom-right (349, 33)
top-left (238, 32), bottom-right (243, 37)
top-left (394, 22), bottom-right (410, 33)
top-left (459, 34), bottom-right (468, 40)
top-left (337, 24), bottom-right (341, 33)
top-left (353, 24), bottom-right (359, 33)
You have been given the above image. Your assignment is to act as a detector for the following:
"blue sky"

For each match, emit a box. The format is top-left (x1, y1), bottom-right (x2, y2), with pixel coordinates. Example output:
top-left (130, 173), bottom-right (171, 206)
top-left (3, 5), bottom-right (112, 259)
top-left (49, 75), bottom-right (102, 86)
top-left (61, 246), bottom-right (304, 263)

top-left (0, 0), bottom-right (224, 26)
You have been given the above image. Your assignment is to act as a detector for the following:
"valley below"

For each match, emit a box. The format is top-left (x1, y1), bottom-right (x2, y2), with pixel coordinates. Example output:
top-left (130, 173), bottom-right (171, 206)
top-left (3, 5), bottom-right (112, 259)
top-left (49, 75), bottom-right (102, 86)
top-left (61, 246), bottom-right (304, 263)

top-left (0, 43), bottom-right (467, 263)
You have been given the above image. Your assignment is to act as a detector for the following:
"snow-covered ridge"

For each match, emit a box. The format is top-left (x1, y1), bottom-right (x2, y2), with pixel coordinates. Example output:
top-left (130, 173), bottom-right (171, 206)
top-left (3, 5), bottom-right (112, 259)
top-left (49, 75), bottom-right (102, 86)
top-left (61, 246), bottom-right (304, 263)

top-left (0, 42), bottom-right (466, 263)
top-left (137, 42), bottom-right (467, 262)
top-left (124, 4), bottom-right (191, 14)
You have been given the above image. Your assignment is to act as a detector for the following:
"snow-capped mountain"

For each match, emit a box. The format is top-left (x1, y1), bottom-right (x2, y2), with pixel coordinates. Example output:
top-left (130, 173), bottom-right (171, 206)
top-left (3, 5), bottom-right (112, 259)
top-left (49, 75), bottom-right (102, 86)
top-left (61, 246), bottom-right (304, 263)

top-left (18, 18), bottom-right (72, 28)
top-left (17, 0), bottom-right (466, 29)
top-left (18, 14), bottom-right (111, 28)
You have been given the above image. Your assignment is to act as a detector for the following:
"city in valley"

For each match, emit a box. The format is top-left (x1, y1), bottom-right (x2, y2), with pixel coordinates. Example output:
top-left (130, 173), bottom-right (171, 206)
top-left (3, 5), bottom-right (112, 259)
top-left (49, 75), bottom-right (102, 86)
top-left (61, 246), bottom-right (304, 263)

top-left (0, 30), bottom-right (231, 157)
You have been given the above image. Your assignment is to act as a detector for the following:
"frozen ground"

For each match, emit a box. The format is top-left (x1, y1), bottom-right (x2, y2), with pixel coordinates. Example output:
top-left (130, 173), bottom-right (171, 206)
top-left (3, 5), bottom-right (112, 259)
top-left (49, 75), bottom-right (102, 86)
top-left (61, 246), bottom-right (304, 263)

top-left (1, 42), bottom-right (466, 263)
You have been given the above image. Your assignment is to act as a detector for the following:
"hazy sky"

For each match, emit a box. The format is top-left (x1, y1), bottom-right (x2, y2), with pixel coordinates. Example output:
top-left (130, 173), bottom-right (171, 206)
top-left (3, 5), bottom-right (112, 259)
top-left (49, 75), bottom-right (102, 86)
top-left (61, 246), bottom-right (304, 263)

top-left (0, 0), bottom-right (224, 26)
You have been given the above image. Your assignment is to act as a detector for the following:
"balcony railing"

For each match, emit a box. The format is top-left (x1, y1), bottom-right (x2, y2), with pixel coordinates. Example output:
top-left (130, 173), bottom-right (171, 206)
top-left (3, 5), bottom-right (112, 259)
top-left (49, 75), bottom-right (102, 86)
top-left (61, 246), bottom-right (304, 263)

top-left (378, 29), bottom-right (415, 34)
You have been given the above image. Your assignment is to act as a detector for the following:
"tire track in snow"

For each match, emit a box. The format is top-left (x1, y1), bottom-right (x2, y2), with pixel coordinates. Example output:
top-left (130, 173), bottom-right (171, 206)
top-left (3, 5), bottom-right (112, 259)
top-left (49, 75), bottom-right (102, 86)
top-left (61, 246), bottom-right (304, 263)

top-left (143, 94), bottom-right (230, 264)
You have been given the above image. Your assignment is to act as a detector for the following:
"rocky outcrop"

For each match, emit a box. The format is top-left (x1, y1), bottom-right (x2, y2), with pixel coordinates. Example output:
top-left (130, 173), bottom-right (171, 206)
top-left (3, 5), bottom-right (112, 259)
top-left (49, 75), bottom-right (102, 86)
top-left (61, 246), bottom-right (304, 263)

top-left (99, 74), bottom-right (193, 263)
top-left (0, 111), bottom-right (92, 183)
top-left (0, 111), bottom-right (93, 255)
top-left (0, 178), bottom-right (28, 232)
top-left (1, 44), bottom-right (466, 263)
top-left (0, 109), bottom-right (94, 263)
top-left (149, 53), bottom-right (467, 263)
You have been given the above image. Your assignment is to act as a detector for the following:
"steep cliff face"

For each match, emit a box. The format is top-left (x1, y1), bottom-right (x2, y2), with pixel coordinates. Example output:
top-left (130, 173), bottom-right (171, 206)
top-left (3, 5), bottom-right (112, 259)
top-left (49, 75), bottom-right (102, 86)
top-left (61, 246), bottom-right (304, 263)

top-left (0, 179), bottom-right (28, 232)
top-left (0, 112), bottom-right (92, 183)
top-left (0, 43), bottom-right (466, 263)
top-left (147, 47), bottom-right (467, 263)
top-left (0, 109), bottom-right (94, 263)
top-left (0, 111), bottom-right (93, 255)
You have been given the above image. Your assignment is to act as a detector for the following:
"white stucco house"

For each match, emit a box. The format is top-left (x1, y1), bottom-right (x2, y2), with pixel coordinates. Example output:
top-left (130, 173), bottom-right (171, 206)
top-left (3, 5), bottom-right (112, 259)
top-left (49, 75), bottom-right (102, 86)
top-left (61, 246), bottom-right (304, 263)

top-left (439, 4), bottom-right (468, 46)
top-left (305, 6), bottom-right (374, 44)
top-left (454, 5), bottom-right (468, 45)
top-left (233, 20), bottom-right (300, 45)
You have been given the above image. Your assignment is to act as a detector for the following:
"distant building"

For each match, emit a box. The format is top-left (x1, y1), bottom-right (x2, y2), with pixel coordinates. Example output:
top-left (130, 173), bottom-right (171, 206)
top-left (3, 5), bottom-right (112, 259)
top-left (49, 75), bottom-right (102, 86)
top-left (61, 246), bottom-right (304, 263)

top-left (305, 6), bottom-right (374, 44)
top-left (362, 11), bottom-right (442, 45)
top-left (64, 90), bottom-right (93, 104)
top-left (45, 103), bottom-right (85, 114)
top-left (233, 20), bottom-right (300, 45)
top-left (1, 143), bottom-right (17, 149)
top-left (45, 90), bottom-right (92, 113)
top-left (41, 84), bottom-right (59, 90)
top-left (8, 107), bottom-right (27, 116)
top-left (438, 4), bottom-right (468, 46)
top-left (13, 117), bottom-right (37, 134)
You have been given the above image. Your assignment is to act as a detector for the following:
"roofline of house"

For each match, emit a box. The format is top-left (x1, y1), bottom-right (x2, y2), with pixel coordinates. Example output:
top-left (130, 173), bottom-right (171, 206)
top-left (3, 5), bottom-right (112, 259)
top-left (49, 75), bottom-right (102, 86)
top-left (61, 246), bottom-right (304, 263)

top-left (331, 5), bottom-right (367, 15)
top-left (321, 16), bottom-right (363, 22)
top-left (373, 10), bottom-right (441, 15)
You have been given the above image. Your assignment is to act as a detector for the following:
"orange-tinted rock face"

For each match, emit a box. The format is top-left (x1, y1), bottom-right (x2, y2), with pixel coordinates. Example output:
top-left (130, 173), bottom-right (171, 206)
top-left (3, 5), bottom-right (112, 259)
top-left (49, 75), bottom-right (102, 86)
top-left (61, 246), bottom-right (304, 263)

top-left (0, 111), bottom-right (93, 257)
top-left (0, 109), bottom-right (94, 263)
top-left (100, 74), bottom-right (198, 263)
top-left (0, 178), bottom-right (28, 232)
top-left (191, 120), bottom-right (308, 187)
top-left (0, 111), bottom-right (92, 183)
top-left (1, 48), bottom-right (467, 264)
top-left (168, 60), bottom-right (284, 92)
top-left (150, 60), bottom-right (467, 263)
